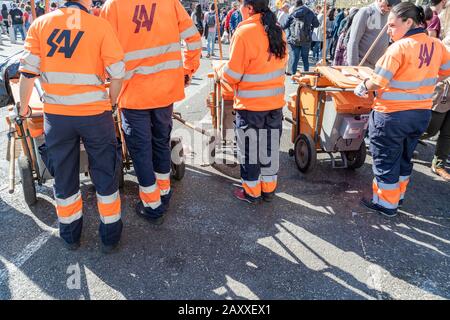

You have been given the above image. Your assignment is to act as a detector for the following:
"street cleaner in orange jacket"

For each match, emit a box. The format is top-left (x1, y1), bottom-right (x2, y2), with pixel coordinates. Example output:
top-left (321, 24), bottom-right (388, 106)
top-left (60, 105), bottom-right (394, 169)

top-left (216, 0), bottom-right (287, 203)
top-left (100, 0), bottom-right (201, 224)
top-left (19, 0), bottom-right (126, 252)
top-left (354, 2), bottom-right (450, 217)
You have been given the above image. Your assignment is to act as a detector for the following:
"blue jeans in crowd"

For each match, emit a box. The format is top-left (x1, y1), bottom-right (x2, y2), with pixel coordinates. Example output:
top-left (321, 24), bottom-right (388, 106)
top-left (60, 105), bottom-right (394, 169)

top-left (207, 29), bottom-right (216, 56)
top-left (13, 24), bottom-right (25, 41)
top-left (288, 43), bottom-right (311, 74)
top-left (311, 41), bottom-right (321, 61)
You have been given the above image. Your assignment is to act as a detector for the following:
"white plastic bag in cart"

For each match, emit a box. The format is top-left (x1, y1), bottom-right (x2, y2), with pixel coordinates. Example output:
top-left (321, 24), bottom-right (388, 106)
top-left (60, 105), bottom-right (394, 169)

top-left (221, 30), bottom-right (229, 44)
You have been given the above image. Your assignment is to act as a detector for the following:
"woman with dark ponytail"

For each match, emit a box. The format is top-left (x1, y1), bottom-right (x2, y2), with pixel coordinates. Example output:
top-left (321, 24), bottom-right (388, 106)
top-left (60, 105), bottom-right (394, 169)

top-left (353, 1), bottom-right (450, 217)
top-left (422, 0), bottom-right (450, 182)
top-left (216, 0), bottom-right (287, 204)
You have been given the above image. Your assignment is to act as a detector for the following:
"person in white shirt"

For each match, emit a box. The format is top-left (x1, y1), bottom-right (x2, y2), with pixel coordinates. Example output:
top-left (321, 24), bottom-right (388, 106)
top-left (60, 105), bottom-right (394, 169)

top-left (277, 3), bottom-right (290, 26)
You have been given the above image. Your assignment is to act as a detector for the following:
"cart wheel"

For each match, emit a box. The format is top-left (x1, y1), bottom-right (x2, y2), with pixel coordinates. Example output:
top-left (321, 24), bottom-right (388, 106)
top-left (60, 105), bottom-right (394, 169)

top-left (294, 134), bottom-right (317, 173)
top-left (344, 142), bottom-right (367, 170)
top-left (171, 161), bottom-right (185, 181)
top-left (288, 149), bottom-right (295, 157)
top-left (19, 156), bottom-right (37, 206)
top-left (171, 138), bottom-right (185, 181)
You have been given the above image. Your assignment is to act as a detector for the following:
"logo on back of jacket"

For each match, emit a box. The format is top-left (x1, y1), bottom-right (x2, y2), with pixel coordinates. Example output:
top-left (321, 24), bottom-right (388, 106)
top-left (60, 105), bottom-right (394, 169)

top-left (47, 29), bottom-right (85, 58)
top-left (133, 4), bottom-right (156, 34)
top-left (419, 43), bottom-right (435, 68)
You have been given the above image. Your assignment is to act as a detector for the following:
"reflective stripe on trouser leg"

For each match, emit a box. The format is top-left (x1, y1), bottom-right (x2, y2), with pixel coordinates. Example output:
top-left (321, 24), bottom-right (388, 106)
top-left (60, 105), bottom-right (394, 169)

top-left (97, 191), bottom-right (121, 224)
top-left (97, 190), bottom-right (123, 246)
top-left (55, 191), bottom-right (83, 244)
top-left (55, 191), bottom-right (83, 224)
top-left (372, 179), bottom-right (400, 210)
top-left (235, 110), bottom-right (261, 199)
top-left (399, 176), bottom-right (410, 201)
top-left (155, 172), bottom-right (171, 196)
top-left (155, 171), bottom-right (172, 207)
top-left (140, 183), bottom-right (165, 219)
top-left (139, 183), bottom-right (162, 210)
top-left (242, 180), bottom-right (262, 199)
top-left (261, 175), bottom-right (277, 194)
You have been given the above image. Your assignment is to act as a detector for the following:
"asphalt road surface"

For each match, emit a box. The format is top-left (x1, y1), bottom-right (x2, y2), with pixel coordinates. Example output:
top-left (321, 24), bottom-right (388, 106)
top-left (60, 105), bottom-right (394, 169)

top-left (0, 36), bottom-right (449, 300)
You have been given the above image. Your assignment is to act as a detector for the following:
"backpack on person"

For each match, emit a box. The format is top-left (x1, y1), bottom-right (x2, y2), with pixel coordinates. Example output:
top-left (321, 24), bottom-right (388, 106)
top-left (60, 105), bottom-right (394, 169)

top-left (207, 12), bottom-right (216, 28)
top-left (292, 18), bottom-right (311, 45)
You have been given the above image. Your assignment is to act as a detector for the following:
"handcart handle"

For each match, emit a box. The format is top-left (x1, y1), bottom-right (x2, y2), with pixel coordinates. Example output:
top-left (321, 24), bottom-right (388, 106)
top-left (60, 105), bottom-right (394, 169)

top-left (173, 112), bottom-right (211, 137)
top-left (8, 129), bottom-right (16, 194)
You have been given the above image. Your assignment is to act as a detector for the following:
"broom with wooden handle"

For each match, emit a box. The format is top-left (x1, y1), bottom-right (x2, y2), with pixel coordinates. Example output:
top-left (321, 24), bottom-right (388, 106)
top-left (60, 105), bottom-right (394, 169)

top-left (358, 23), bottom-right (389, 67)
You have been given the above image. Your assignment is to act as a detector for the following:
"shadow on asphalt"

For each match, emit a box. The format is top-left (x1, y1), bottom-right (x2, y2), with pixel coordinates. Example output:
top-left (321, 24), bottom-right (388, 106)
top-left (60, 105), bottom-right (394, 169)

top-left (0, 141), bottom-right (449, 299)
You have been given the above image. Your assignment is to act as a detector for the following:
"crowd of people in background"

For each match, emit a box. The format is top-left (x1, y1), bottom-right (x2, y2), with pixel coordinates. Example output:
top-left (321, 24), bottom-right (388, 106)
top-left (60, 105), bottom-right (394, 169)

top-left (187, 0), bottom-right (450, 182)
top-left (0, 0), bottom-right (102, 44)
top-left (0, 0), bottom-right (449, 181)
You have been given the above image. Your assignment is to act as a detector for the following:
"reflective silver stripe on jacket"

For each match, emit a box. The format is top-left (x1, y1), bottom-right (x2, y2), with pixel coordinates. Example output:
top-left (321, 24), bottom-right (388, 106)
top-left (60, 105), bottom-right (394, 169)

top-left (43, 90), bottom-right (109, 105)
top-left (374, 66), bottom-right (393, 81)
top-left (241, 69), bottom-right (285, 83)
top-left (380, 92), bottom-right (434, 101)
top-left (125, 60), bottom-right (183, 80)
top-left (106, 61), bottom-right (126, 79)
top-left (185, 41), bottom-right (202, 51)
top-left (20, 50), bottom-right (41, 74)
top-left (124, 42), bottom-right (181, 62)
top-left (440, 61), bottom-right (450, 71)
top-left (236, 87), bottom-right (285, 99)
top-left (41, 72), bottom-right (103, 86)
top-left (224, 65), bottom-right (243, 81)
top-left (390, 77), bottom-right (437, 90)
top-left (180, 25), bottom-right (198, 39)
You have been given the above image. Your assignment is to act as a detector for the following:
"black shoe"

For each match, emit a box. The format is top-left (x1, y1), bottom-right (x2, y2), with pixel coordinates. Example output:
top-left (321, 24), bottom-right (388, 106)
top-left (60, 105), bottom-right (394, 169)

top-left (63, 240), bottom-right (81, 251)
top-left (262, 192), bottom-right (275, 203)
top-left (135, 202), bottom-right (165, 225)
top-left (360, 198), bottom-right (397, 218)
top-left (101, 242), bottom-right (120, 254)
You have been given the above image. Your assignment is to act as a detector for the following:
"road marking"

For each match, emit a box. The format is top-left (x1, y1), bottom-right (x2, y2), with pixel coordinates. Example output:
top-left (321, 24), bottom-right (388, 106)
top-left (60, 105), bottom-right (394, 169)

top-left (0, 223), bottom-right (58, 285)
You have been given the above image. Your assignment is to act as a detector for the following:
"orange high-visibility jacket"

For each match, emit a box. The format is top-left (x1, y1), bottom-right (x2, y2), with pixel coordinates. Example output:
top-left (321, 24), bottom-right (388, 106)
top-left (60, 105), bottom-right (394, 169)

top-left (219, 13), bottom-right (287, 112)
top-left (100, 0), bottom-right (202, 110)
top-left (371, 30), bottom-right (450, 113)
top-left (19, 3), bottom-right (125, 116)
